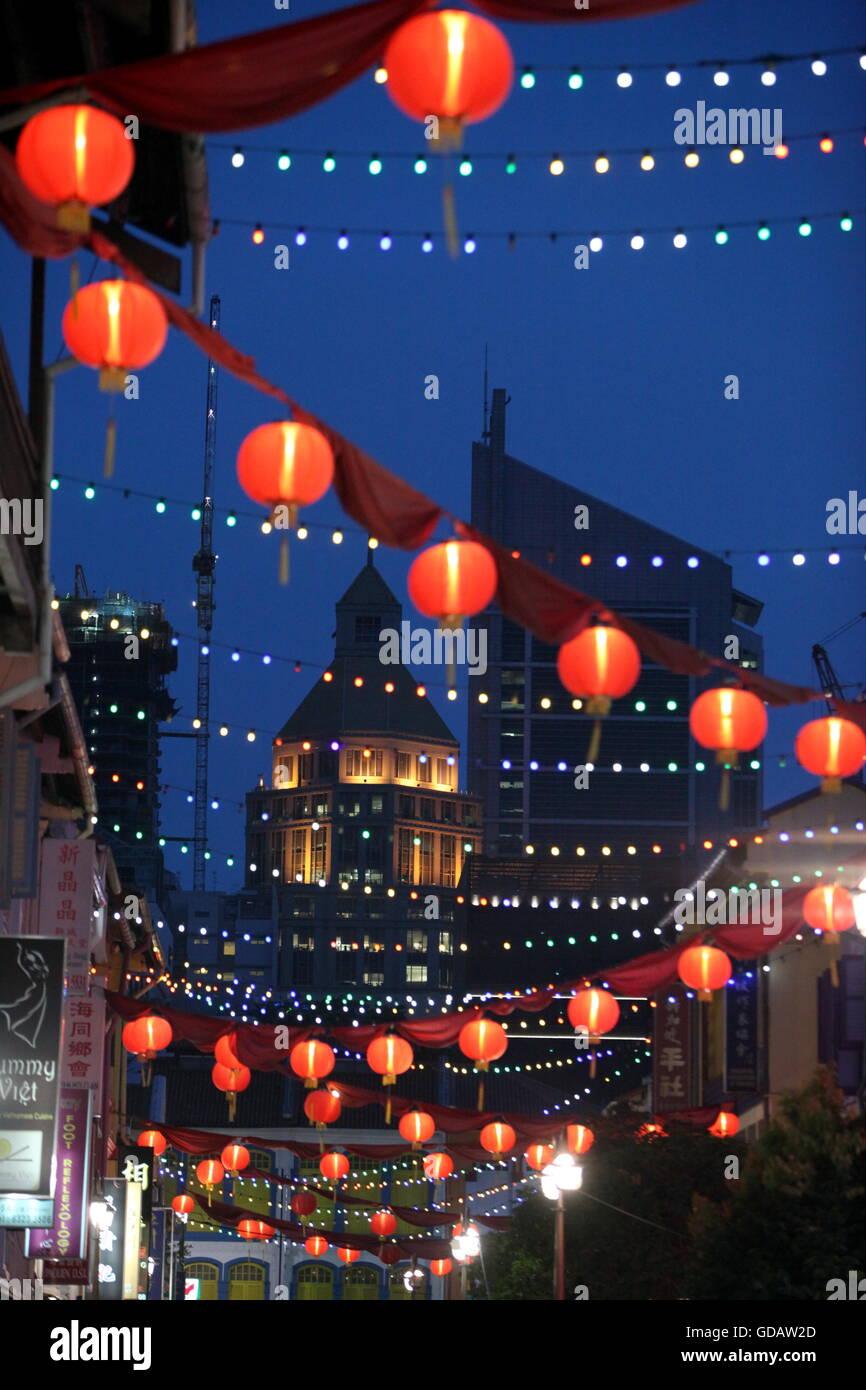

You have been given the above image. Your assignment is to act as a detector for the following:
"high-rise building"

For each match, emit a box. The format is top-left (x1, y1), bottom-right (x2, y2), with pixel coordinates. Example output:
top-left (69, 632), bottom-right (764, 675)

top-left (179, 558), bottom-right (482, 997)
top-left (468, 389), bottom-right (765, 860)
top-left (55, 585), bottom-right (177, 904)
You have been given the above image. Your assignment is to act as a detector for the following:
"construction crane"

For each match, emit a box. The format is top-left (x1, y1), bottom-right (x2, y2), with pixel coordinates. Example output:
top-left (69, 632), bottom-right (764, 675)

top-left (191, 295), bottom-right (220, 890)
top-left (812, 644), bottom-right (845, 713)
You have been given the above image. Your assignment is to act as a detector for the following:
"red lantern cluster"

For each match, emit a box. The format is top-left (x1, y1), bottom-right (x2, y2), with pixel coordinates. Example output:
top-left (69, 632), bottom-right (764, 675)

top-left (304, 1089), bottom-right (342, 1129)
top-left (238, 1218), bottom-right (274, 1241)
top-left (211, 1061), bottom-right (251, 1121)
top-left (122, 1014), bottom-right (172, 1060)
top-left (16, 104), bottom-right (134, 231)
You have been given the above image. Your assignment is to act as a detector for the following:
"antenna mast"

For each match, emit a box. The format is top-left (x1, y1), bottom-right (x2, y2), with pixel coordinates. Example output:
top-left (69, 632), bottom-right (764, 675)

top-left (191, 294), bottom-right (220, 890)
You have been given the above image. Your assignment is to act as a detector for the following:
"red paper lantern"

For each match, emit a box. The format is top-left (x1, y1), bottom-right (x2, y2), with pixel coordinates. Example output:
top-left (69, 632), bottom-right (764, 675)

top-left (689, 688), bottom-right (767, 765)
top-left (565, 1124), bottom-right (595, 1156)
top-left (214, 1032), bottom-right (242, 1069)
top-left (290, 1039), bottom-right (336, 1089)
top-left (195, 1159), bottom-right (224, 1191)
top-left (795, 716), bottom-right (866, 791)
top-left (172, 1193), bottom-right (195, 1216)
top-left (320, 1151), bottom-right (350, 1184)
top-left (524, 1143), bottom-right (554, 1172)
top-left (567, 988), bottom-right (620, 1038)
top-left (431, 1258), bottom-right (453, 1277)
top-left (459, 1017), bottom-right (508, 1110)
top-left (338, 1246), bottom-right (360, 1264)
top-left (236, 421), bottom-right (334, 527)
top-left (370, 1209), bottom-right (397, 1237)
top-left (398, 1109), bottom-right (436, 1149)
top-left (802, 884), bottom-right (856, 934)
top-left (238, 1218), bottom-right (274, 1240)
top-left (291, 1191), bottom-right (317, 1219)
top-left (62, 280), bottom-right (168, 391)
top-left (137, 1129), bottom-right (166, 1156)
top-left (122, 1014), bottom-right (172, 1059)
top-left (677, 944), bottom-right (732, 999)
top-left (305, 1235), bottom-right (328, 1256)
top-left (304, 1089), bottom-right (342, 1128)
top-left (407, 540), bottom-right (497, 623)
top-left (480, 1121), bottom-right (516, 1157)
top-left (366, 1034), bottom-right (413, 1121)
top-left (556, 626), bottom-right (641, 714)
top-left (422, 1152), bottom-right (454, 1181)
top-left (709, 1111), bottom-right (740, 1138)
top-left (16, 104), bottom-right (134, 231)
top-left (221, 1143), bottom-right (250, 1174)
top-left (211, 1062), bottom-right (251, 1094)
top-left (380, 1244), bottom-right (401, 1266)
top-left (384, 10), bottom-right (513, 130)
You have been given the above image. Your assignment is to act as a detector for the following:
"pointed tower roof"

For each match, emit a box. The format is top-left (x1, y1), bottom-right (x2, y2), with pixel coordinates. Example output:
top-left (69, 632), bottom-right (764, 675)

top-left (277, 559), bottom-right (457, 745)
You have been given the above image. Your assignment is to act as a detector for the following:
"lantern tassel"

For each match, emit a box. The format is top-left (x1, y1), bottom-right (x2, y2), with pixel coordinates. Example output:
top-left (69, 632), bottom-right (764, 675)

top-left (104, 416), bottom-right (117, 479)
top-left (70, 258), bottom-right (80, 318)
top-left (719, 767), bottom-right (731, 812)
top-left (279, 532), bottom-right (290, 585)
top-left (586, 718), bottom-right (603, 765)
top-left (589, 1050), bottom-right (597, 1080)
top-left (443, 182), bottom-right (459, 260)
top-left (827, 931), bottom-right (840, 987)
top-left (477, 1075), bottom-right (485, 1113)
top-left (227, 1093), bottom-right (237, 1122)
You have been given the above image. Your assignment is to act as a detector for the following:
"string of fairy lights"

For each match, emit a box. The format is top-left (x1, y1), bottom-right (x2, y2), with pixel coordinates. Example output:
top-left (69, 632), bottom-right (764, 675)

top-left (213, 125), bottom-right (864, 181)
top-left (217, 208), bottom-right (860, 256)
top-left (49, 473), bottom-right (865, 569)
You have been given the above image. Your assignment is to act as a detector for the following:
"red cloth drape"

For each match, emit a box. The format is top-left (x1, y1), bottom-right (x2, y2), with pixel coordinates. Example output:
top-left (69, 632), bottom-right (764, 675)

top-left (0, 0), bottom-right (702, 132)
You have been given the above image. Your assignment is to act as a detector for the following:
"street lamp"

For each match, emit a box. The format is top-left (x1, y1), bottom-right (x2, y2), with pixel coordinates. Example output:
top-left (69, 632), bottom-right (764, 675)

top-left (540, 1153), bottom-right (583, 1300)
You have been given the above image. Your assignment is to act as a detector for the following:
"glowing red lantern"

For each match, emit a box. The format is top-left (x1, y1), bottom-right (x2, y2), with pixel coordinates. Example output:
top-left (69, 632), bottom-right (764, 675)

top-left (677, 943), bottom-right (732, 1000)
top-left (290, 1039), bottom-right (336, 1089)
top-left (380, 1245), bottom-right (401, 1266)
top-left (172, 1193), bottom-right (194, 1216)
top-left (304, 1089), bottom-right (342, 1129)
top-left (195, 1159), bottom-right (224, 1192)
top-left (802, 884), bottom-right (856, 934)
top-left (565, 1124), bottom-right (595, 1156)
top-left (221, 1143), bottom-right (250, 1175)
top-left (370, 1209), bottom-right (397, 1237)
top-left (567, 989), bottom-right (620, 1037)
top-left (423, 1152), bottom-right (454, 1181)
top-left (384, 10), bottom-right (513, 135)
top-left (709, 1111), bottom-right (740, 1138)
top-left (795, 716), bottom-right (866, 792)
top-left (305, 1235), bottom-right (328, 1256)
top-left (398, 1109), bottom-right (436, 1150)
top-left (238, 1218), bottom-right (274, 1240)
top-left (557, 625), bottom-right (641, 712)
top-left (338, 1246), bottom-right (360, 1264)
top-left (408, 540), bottom-right (497, 623)
top-left (137, 1129), bottom-right (166, 1156)
top-left (431, 1258), bottom-right (453, 1277)
top-left (690, 687), bottom-right (767, 810)
top-left (480, 1121), bottom-right (516, 1157)
top-left (62, 280), bottom-right (168, 391)
top-left (366, 1034), bottom-right (413, 1122)
top-left (237, 420), bottom-right (334, 582)
top-left (320, 1151), bottom-right (350, 1185)
top-left (211, 1061), bottom-right (251, 1121)
top-left (291, 1191), bottom-right (317, 1219)
top-left (458, 1017), bottom-right (508, 1110)
top-left (524, 1143), bottom-right (554, 1172)
top-left (16, 105), bottom-right (134, 232)
top-left (214, 1032), bottom-right (242, 1069)
top-left (122, 1014), bottom-right (172, 1060)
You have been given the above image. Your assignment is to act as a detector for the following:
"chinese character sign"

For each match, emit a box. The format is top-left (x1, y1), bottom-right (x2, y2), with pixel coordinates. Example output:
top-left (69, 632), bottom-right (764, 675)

top-left (653, 988), bottom-right (693, 1112)
top-left (725, 972), bottom-right (760, 1092)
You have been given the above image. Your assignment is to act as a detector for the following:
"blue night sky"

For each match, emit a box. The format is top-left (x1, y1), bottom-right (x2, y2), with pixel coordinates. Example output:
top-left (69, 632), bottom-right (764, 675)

top-left (2, 0), bottom-right (864, 891)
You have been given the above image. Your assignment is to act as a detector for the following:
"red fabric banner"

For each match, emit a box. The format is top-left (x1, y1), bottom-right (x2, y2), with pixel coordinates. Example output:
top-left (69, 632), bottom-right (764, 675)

top-left (194, 1194), bottom-right (453, 1258)
top-left (0, 0), bottom-right (701, 132)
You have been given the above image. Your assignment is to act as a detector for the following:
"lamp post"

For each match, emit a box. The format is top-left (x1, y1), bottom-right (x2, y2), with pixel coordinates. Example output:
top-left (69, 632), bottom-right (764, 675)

top-left (540, 1153), bottom-right (582, 1301)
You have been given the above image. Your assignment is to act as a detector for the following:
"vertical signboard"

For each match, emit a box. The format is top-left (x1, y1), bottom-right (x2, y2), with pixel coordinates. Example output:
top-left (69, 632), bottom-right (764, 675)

top-left (725, 971), bottom-right (760, 1093)
top-left (96, 1178), bottom-right (127, 1299)
top-left (653, 986), bottom-right (693, 1111)
top-left (25, 1088), bottom-right (91, 1259)
top-left (0, 936), bottom-right (65, 1226)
